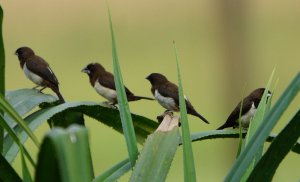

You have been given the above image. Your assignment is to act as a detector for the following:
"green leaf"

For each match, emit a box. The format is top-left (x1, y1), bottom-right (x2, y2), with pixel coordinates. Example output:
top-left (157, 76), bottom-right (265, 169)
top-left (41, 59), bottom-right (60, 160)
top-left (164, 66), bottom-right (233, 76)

top-left (0, 5), bottom-right (5, 154)
top-left (248, 109), bottom-right (300, 182)
top-left (4, 101), bottom-right (158, 163)
top-left (0, 115), bottom-right (35, 167)
top-left (130, 114), bottom-right (180, 182)
top-left (107, 5), bottom-right (138, 166)
top-left (0, 153), bottom-right (22, 182)
top-left (186, 130), bottom-right (300, 154)
top-left (174, 41), bottom-right (196, 182)
top-left (93, 158), bottom-right (131, 182)
top-left (241, 70), bottom-right (275, 181)
top-left (0, 94), bottom-right (39, 147)
top-left (4, 89), bottom-right (57, 128)
top-left (3, 89), bottom-right (56, 161)
top-left (225, 72), bottom-right (300, 182)
top-left (20, 149), bottom-right (33, 182)
top-left (35, 125), bottom-right (94, 182)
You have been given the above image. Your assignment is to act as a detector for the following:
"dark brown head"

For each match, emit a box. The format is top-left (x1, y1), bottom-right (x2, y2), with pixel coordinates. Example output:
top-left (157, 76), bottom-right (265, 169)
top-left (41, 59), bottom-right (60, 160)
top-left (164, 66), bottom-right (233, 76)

top-left (146, 73), bottom-right (169, 86)
top-left (81, 63), bottom-right (106, 77)
top-left (15, 47), bottom-right (35, 61)
top-left (249, 88), bottom-right (272, 106)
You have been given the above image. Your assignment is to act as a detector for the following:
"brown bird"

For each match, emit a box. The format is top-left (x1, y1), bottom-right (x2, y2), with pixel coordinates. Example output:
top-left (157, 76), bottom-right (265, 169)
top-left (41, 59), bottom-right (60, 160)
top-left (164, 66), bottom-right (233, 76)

top-left (82, 63), bottom-right (154, 105)
top-left (146, 73), bottom-right (210, 124)
top-left (15, 47), bottom-right (65, 102)
top-left (217, 88), bottom-right (271, 130)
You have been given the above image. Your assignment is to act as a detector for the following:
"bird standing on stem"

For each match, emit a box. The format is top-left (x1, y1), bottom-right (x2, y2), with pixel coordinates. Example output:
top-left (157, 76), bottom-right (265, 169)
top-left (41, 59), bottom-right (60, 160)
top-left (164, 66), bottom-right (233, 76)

top-left (146, 73), bottom-right (210, 124)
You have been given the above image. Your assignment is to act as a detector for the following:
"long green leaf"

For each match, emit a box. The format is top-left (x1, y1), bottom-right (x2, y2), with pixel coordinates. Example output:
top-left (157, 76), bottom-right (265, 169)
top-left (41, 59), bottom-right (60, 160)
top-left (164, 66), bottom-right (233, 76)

top-left (4, 101), bottom-right (158, 163)
top-left (107, 5), bottom-right (138, 166)
top-left (0, 94), bottom-right (39, 147)
top-left (20, 148), bottom-right (33, 182)
top-left (248, 109), bottom-right (300, 182)
top-left (130, 114), bottom-right (180, 182)
top-left (225, 72), bottom-right (300, 182)
top-left (0, 153), bottom-right (22, 182)
top-left (241, 70), bottom-right (274, 181)
top-left (35, 125), bottom-right (94, 182)
top-left (0, 5), bottom-right (5, 154)
top-left (93, 158), bottom-right (131, 182)
top-left (174, 41), bottom-right (196, 181)
top-left (0, 115), bottom-right (35, 166)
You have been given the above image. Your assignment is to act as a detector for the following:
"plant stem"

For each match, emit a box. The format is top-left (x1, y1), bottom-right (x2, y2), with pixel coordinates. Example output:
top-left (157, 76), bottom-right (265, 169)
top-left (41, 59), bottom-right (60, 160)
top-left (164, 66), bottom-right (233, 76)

top-left (0, 6), bottom-right (5, 153)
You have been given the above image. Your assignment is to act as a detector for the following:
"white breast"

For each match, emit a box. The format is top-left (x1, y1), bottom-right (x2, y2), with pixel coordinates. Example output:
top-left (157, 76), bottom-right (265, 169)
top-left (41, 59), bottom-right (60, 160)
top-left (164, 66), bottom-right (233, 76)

top-left (154, 89), bottom-right (177, 111)
top-left (23, 63), bottom-right (43, 85)
top-left (240, 102), bottom-right (257, 128)
top-left (94, 80), bottom-right (117, 102)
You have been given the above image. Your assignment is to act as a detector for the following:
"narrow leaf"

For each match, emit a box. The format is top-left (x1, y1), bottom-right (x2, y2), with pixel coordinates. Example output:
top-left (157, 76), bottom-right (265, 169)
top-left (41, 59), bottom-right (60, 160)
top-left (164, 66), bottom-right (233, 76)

top-left (107, 5), bottom-right (138, 166)
top-left (93, 158), bottom-right (131, 182)
top-left (20, 149), bottom-right (33, 182)
top-left (225, 72), bottom-right (300, 182)
top-left (248, 109), bottom-right (300, 182)
top-left (174, 41), bottom-right (196, 182)
top-left (0, 94), bottom-right (39, 147)
top-left (0, 5), bottom-right (5, 154)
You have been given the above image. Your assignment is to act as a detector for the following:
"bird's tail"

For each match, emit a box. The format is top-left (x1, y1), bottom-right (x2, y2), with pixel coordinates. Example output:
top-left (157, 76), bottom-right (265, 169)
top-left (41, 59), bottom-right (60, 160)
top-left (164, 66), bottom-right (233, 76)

top-left (52, 87), bottom-right (65, 103)
top-left (193, 112), bottom-right (210, 124)
top-left (130, 95), bottom-right (155, 101)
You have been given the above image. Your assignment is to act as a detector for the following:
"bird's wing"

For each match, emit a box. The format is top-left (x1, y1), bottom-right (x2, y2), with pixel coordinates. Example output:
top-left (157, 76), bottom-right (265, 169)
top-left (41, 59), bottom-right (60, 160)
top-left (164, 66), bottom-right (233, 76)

top-left (157, 82), bottom-right (179, 104)
top-left (226, 98), bottom-right (253, 124)
top-left (98, 72), bottom-right (134, 96)
top-left (26, 56), bottom-right (59, 85)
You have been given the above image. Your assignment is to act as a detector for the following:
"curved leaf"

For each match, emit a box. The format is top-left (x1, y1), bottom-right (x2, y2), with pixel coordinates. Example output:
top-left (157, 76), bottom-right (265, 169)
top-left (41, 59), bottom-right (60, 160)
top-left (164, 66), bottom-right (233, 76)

top-left (0, 5), bottom-right (5, 153)
top-left (35, 125), bottom-right (94, 182)
top-left (4, 101), bottom-right (158, 163)
top-left (248, 109), bottom-right (300, 182)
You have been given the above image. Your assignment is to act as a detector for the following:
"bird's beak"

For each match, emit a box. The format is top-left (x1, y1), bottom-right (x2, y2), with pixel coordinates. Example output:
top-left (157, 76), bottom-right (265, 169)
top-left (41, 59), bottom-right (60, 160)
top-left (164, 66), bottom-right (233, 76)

top-left (14, 52), bottom-right (18, 56)
top-left (81, 67), bottom-right (90, 74)
top-left (145, 75), bottom-right (150, 80)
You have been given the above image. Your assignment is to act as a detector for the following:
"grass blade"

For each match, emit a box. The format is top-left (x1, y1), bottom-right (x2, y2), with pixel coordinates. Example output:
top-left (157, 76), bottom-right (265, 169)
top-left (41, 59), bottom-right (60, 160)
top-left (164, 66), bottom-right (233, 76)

top-left (0, 153), bottom-right (22, 182)
top-left (174, 41), bottom-right (196, 182)
top-left (130, 114), bottom-right (180, 182)
top-left (107, 5), bottom-right (138, 166)
top-left (20, 148), bottom-right (33, 182)
top-left (248, 109), bottom-right (300, 182)
top-left (0, 115), bottom-right (35, 167)
top-left (0, 94), bottom-right (39, 147)
top-left (0, 5), bottom-right (5, 153)
top-left (93, 158), bottom-right (131, 182)
top-left (35, 125), bottom-right (94, 182)
top-left (225, 71), bottom-right (300, 182)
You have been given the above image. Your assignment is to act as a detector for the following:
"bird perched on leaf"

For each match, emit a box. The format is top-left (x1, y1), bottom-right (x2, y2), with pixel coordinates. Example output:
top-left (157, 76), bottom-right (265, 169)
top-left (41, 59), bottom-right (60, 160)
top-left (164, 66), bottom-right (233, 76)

top-left (82, 63), bottom-right (154, 105)
top-left (146, 73), bottom-right (210, 124)
top-left (217, 88), bottom-right (271, 130)
top-left (15, 47), bottom-right (65, 102)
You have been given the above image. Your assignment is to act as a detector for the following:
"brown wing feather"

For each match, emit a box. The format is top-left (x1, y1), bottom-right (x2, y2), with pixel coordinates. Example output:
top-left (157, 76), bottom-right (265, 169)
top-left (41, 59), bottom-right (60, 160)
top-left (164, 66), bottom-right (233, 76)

top-left (26, 56), bottom-right (59, 86)
top-left (157, 82), bottom-right (179, 104)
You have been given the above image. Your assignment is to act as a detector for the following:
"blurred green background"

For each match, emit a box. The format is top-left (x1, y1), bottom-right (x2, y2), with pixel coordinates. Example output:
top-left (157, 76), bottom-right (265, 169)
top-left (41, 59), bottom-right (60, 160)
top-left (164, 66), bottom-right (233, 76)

top-left (1, 0), bottom-right (299, 181)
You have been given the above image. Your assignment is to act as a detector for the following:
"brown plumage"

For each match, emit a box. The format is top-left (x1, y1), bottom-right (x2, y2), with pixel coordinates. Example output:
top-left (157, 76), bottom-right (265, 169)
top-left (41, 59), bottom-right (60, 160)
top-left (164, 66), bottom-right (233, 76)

top-left (217, 88), bottom-right (271, 130)
top-left (146, 73), bottom-right (210, 124)
top-left (82, 63), bottom-right (154, 105)
top-left (15, 47), bottom-right (65, 102)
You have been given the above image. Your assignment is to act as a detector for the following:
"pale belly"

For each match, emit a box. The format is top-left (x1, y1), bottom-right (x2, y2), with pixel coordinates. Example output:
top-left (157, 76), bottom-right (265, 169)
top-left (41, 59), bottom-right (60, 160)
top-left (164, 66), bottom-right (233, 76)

top-left (23, 63), bottom-right (43, 86)
top-left (94, 80), bottom-right (117, 102)
top-left (154, 90), bottom-right (178, 111)
top-left (238, 102), bottom-right (257, 128)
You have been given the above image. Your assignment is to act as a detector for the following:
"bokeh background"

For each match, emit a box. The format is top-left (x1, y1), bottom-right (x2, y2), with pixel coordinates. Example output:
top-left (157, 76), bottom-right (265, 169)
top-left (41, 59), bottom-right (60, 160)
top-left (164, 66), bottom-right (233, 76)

top-left (1, 0), bottom-right (299, 181)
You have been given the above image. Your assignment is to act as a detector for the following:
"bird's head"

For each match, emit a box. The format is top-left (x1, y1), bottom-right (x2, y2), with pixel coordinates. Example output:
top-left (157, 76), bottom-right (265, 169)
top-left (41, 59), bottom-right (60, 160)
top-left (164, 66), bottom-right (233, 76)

top-left (146, 73), bottom-right (168, 85)
top-left (251, 88), bottom-right (272, 102)
top-left (15, 47), bottom-right (35, 61)
top-left (81, 63), bottom-right (105, 76)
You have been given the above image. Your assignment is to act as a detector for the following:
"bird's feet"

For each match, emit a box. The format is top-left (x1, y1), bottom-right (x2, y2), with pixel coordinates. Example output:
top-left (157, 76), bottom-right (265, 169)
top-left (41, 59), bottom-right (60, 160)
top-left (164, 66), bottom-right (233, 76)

top-left (102, 101), bottom-right (118, 109)
top-left (156, 110), bottom-right (174, 123)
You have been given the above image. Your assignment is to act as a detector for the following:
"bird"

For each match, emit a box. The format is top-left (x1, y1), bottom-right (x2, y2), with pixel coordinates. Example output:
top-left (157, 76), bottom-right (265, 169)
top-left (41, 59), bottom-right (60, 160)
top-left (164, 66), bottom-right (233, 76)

top-left (81, 63), bottom-right (154, 105)
top-left (217, 88), bottom-right (272, 130)
top-left (146, 73), bottom-right (210, 124)
top-left (15, 47), bottom-right (65, 102)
